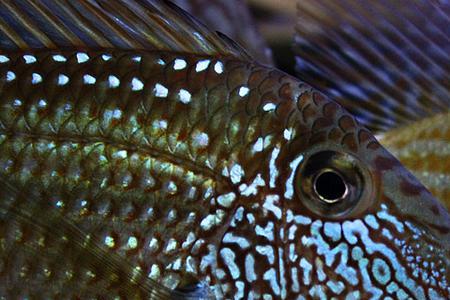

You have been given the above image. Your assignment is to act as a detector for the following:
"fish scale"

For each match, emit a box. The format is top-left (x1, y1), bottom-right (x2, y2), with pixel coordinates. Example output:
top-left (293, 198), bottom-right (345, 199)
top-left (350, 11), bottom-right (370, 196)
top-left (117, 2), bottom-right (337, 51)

top-left (0, 49), bottom-right (306, 298)
top-left (380, 111), bottom-right (450, 210)
top-left (0, 49), bottom-right (449, 298)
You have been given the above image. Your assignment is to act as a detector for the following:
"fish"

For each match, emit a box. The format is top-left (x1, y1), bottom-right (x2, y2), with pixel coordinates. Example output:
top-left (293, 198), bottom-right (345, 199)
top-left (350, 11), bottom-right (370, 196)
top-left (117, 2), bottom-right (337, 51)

top-left (379, 111), bottom-right (450, 210)
top-left (294, 0), bottom-right (450, 209)
top-left (0, 0), bottom-right (449, 299)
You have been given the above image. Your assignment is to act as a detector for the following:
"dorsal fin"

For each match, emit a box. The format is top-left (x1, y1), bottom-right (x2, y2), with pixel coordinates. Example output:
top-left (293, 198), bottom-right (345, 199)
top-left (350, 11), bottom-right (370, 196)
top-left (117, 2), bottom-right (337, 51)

top-left (294, 0), bottom-right (450, 132)
top-left (378, 110), bottom-right (450, 210)
top-left (171, 0), bottom-right (273, 65)
top-left (0, 0), bottom-right (252, 60)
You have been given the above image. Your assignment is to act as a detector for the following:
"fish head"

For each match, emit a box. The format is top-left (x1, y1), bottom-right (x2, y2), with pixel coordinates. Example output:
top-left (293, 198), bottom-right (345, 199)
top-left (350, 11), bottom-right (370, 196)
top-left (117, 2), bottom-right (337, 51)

top-left (217, 79), bottom-right (450, 298)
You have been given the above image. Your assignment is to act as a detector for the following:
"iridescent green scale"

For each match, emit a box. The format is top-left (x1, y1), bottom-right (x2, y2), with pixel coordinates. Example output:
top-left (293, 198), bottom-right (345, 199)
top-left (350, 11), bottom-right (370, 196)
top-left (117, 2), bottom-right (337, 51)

top-left (0, 50), bottom-right (299, 298)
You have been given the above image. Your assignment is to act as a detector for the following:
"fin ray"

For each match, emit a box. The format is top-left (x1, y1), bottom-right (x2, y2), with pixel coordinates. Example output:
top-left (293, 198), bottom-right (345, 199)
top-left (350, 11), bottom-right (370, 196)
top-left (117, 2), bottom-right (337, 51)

top-left (0, 0), bottom-right (252, 61)
top-left (0, 175), bottom-right (193, 299)
top-left (379, 110), bottom-right (450, 209)
top-left (295, 0), bottom-right (450, 131)
top-left (171, 0), bottom-right (273, 65)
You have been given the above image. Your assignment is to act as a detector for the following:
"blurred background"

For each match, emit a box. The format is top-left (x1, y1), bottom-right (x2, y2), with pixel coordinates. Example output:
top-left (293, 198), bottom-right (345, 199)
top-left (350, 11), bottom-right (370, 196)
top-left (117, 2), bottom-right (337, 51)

top-left (173, 0), bottom-right (297, 75)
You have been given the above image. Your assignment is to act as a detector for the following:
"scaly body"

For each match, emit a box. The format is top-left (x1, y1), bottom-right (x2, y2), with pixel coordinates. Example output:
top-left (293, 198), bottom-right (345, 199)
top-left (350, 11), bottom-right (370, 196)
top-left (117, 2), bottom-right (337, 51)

top-left (0, 49), bottom-right (449, 299)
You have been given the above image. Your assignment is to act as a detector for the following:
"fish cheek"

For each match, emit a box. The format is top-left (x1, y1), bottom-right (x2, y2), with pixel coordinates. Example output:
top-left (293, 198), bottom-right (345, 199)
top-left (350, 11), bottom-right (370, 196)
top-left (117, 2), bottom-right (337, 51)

top-left (213, 201), bottom-right (282, 298)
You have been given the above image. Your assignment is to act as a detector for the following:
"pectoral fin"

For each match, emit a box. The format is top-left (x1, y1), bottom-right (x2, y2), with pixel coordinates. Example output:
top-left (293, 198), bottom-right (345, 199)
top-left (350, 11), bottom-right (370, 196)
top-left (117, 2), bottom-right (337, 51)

top-left (0, 175), bottom-right (203, 299)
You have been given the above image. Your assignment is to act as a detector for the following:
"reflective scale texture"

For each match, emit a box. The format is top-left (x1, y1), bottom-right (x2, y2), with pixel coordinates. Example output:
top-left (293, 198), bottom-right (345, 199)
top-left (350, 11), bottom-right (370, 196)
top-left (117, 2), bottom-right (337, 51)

top-left (0, 50), bottom-right (448, 298)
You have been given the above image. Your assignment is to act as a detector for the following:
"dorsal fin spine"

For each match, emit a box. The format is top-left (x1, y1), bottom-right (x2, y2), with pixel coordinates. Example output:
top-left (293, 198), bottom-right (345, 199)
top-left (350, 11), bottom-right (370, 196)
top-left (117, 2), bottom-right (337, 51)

top-left (295, 0), bottom-right (450, 131)
top-left (0, 0), bottom-right (252, 61)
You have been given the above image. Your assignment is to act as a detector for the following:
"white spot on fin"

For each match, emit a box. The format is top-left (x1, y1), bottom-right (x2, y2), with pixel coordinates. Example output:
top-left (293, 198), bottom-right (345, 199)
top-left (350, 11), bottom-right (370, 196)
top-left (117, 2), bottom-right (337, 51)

top-left (6, 71), bottom-right (15, 82)
top-left (192, 132), bottom-right (209, 148)
top-left (58, 74), bottom-right (69, 85)
top-left (196, 59), bottom-right (210, 72)
top-left (153, 119), bottom-right (168, 129)
top-left (131, 77), bottom-right (144, 91)
top-left (173, 58), bottom-right (187, 70)
top-left (32, 73), bottom-right (42, 84)
top-left (23, 55), bottom-right (36, 64)
top-left (178, 89), bottom-right (191, 103)
top-left (252, 137), bottom-right (264, 152)
top-left (154, 83), bottom-right (168, 98)
top-left (217, 192), bottom-right (236, 208)
top-left (104, 236), bottom-right (115, 248)
top-left (102, 54), bottom-right (112, 61)
top-left (76, 53), bottom-right (89, 63)
top-left (283, 128), bottom-right (293, 140)
top-left (214, 61), bottom-right (224, 74)
top-left (239, 86), bottom-right (250, 97)
top-left (263, 103), bottom-right (276, 111)
top-left (230, 164), bottom-right (244, 184)
top-left (108, 75), bottom-right (120, 88)
top-left (0, 55), bottom-right (9, 63)
top-left (38, 99), bottom-right (47, 108)
top-left (52, 54), bottom-right (67, 62)
top-left (83, 74), bottom-right (96, 85)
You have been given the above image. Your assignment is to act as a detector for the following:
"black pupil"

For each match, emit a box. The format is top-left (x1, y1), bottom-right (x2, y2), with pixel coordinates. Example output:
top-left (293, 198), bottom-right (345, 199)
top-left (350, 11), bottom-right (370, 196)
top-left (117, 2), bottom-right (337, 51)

top-left (314, 171), bottom-right (347, 202)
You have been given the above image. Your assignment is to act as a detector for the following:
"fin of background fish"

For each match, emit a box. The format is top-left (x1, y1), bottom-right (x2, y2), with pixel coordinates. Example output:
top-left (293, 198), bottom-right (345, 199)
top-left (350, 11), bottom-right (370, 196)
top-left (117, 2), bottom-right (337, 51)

top-left (379, 111), bottom-right (450, 210)
top-left (0, 0), bottom-right (251, 60)
top-left (172, 0), bottom-right (274, 65)
top-left (294, 0), bottom-right (450, 132)
top-left (247, 0), bottom-right (296, 44)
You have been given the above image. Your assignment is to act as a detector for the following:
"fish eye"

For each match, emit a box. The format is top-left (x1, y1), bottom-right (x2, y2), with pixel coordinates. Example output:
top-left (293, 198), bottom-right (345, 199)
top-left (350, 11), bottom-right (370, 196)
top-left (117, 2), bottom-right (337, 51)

top-left (295, 150), bottom-right (374, 218)
top-left (313, 169), bottom-right (348, 203)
